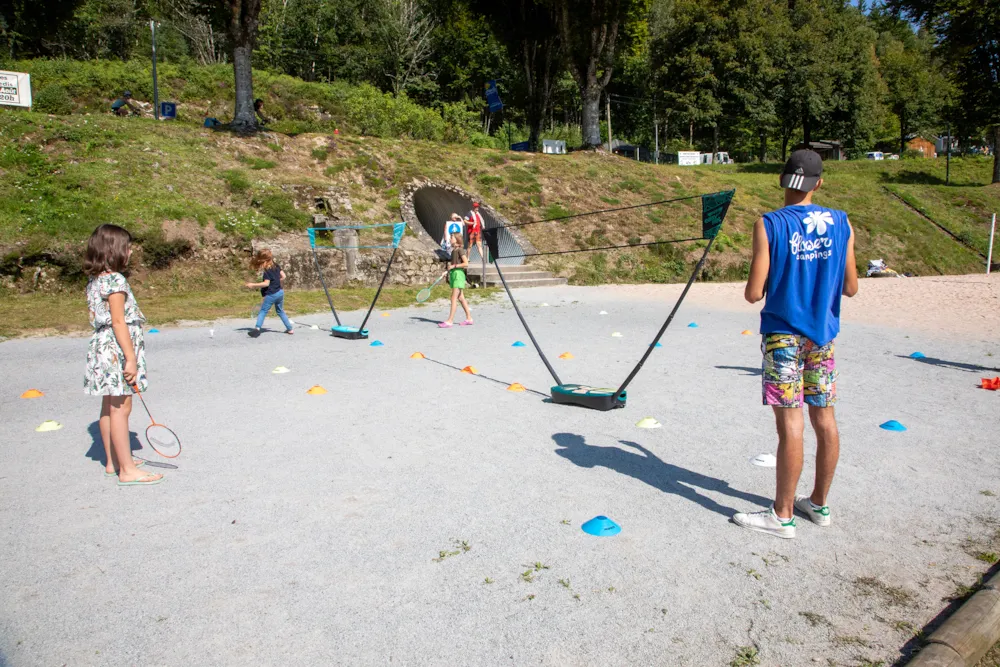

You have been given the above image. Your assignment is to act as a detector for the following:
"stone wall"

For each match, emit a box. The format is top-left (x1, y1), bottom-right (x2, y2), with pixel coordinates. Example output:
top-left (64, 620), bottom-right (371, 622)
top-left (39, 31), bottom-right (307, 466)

top-left (251, 221), bottom-right (444, 290)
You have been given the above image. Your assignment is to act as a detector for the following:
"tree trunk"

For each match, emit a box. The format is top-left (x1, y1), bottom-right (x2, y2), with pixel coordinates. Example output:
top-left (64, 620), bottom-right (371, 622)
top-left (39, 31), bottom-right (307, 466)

top-left (580, 87), bottom-right (602, 148)
top-left (230, 44), bottom-right (257, 133)
top-left (712, 124), bottom-right (719, 157)
top-left (992, 125), bottom-right (1000, 185)
top-left (899, 109), bottom-right (906, 156)
top-left (759, 129), bottom-right (767, 162)
top-left (557, 0), bottom-right (622, 150)
top-left (689, 121), bottom-right (693, 147)
top-left (802, 114), bottom-right (811, 146)
top-left (781, 133), bottom-right (789, 161)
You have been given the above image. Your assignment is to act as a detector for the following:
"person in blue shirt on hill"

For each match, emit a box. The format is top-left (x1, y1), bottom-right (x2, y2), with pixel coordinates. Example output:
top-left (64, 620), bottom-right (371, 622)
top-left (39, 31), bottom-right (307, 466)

top-left (734, 149), bottom-right (859, 540)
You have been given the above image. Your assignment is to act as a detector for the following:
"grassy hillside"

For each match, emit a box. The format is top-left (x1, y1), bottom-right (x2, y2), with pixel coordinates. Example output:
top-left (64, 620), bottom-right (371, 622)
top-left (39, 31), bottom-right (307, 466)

top-left (2, 108), bottom-right (997, 292)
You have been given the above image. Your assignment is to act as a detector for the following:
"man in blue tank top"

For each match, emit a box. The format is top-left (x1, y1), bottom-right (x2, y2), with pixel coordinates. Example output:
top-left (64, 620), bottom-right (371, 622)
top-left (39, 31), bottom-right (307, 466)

top-left (733, 149), bottom-right (859, 539)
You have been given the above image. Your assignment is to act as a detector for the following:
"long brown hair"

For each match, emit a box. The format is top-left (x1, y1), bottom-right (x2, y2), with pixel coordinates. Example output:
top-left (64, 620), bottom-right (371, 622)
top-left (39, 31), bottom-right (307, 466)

top-left (83, 224), bottom-right (132, 276)
top-left (251, 248), bottom-right (275, 271)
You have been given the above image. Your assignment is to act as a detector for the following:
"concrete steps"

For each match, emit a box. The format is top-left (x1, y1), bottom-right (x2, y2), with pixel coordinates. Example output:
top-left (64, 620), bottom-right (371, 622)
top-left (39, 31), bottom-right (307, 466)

top-left (466, 264), bottom-right (568, 288)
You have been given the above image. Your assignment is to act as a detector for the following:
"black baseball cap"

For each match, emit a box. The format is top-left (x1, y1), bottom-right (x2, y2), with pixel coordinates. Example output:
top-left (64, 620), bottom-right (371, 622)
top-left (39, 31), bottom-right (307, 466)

top-left (780, 149), bottom-right (823, 191)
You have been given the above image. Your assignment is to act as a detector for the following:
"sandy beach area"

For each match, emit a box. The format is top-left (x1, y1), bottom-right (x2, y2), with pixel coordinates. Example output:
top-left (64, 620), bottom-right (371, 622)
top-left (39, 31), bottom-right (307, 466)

top-left (581, 273), bottom-right (1000, 341)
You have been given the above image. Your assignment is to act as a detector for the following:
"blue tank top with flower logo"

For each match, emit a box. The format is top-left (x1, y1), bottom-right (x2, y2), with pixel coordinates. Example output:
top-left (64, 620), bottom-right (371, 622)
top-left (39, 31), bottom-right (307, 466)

top-left (760, 204), bottom-right (851, 346)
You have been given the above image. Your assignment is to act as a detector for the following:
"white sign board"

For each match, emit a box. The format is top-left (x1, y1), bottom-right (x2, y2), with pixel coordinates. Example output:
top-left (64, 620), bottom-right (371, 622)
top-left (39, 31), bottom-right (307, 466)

top-left (677, 151), bottom-right (700, 166)
top-left (0, 71), bottom-right (32, 108)
top-left (542, 139), bottom-right (566, 155)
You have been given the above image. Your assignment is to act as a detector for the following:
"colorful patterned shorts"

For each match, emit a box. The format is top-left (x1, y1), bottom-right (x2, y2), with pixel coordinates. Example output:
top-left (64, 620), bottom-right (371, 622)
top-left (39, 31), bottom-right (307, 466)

top-left (761, 334), bottom-right (837, 408)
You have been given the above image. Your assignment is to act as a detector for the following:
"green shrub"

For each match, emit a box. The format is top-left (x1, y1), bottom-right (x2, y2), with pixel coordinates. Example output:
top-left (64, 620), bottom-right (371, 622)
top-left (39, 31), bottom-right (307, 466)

top-left (440, 101), bottom-right (481, 143)
top-left (324, 161), bottom-right (351, 177)
top-left (220, 169), bottom-right (250, 193)
top-left (311, 148), bottom-right (328, 161)
top-left (341, 84), bottom-right (446, 141)
top-left (267, 142), bottom-right (282, 152)
top-left (33, 85), bottom-right (74, 115)
top-left (139, 231), bottom-right (193, 269)
top-left (254, 193), bottom-right (310, 230)
top-left (544, 203), bottom-right (573, 220)
top-left (477, 174), bottom-right (503, 188)
top-left (240, 156), bottom-right (276, 170)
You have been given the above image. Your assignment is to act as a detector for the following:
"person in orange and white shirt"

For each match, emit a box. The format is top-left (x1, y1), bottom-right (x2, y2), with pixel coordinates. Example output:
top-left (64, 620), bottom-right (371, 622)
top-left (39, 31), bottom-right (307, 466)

top-left (466, 202), bottom-right (485, 261)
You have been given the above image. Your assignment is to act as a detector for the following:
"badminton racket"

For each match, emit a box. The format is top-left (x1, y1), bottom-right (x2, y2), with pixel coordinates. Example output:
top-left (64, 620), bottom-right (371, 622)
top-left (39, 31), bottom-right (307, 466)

top-left (416, 273), bottom-right (447, 303)
top-left (131, 383), bottom-right (182, 458)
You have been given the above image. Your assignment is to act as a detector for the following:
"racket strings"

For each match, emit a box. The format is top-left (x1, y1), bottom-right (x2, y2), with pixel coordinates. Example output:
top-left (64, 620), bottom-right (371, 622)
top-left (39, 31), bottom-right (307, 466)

top-left (146, 424), bottom-right (182, 458)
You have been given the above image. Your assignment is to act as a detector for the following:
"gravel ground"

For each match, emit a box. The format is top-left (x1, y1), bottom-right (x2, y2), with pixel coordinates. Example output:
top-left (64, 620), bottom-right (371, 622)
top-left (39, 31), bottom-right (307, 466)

top-left (1, 285), bottom-right (998, 666)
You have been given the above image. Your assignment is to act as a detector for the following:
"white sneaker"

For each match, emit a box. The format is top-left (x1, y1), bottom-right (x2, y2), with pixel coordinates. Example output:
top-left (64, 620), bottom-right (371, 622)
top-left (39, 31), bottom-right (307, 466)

top-left (733, 507), bottom-right (796, 539)
top-left (794, 495), bottom-right (831, 527)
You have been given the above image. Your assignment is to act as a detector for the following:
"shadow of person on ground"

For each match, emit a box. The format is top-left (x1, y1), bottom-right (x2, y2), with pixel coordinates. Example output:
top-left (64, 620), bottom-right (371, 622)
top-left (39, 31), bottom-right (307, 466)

top-left (236, 327), bottom-right (282, 337)
top-left (897, 355), bottom-right (1000, 373)
top-left (715, 365), bottom-right (763, 376)
top-left (86, 422), bottom-right (177, 469)
top-left (409, 316), bottom-right (444, 325)
top-left (86, 421), bottom-right (143, 466)
top-left (552, 432), bottom-right (770, 518)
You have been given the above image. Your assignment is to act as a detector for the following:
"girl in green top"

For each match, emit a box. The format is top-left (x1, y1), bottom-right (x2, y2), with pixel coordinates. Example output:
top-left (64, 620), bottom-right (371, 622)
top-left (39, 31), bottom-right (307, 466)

top-left (438, 232), bottom-right (473, 328)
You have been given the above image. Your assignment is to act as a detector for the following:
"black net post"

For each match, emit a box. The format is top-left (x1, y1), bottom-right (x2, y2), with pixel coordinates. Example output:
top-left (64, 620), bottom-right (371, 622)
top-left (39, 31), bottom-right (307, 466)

top-left (358, 247), bottom-right (398, 332)
top-left (493, 261), bottom-right (563, 387)
top-left (311, 246), bottom-right (341, 326)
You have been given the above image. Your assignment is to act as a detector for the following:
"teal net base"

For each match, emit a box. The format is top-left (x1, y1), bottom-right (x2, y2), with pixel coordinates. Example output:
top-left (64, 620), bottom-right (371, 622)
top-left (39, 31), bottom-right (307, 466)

top-left (331, 325), bottom-right (369, 340)
top-left (550, 384), bottom-right (626, 411)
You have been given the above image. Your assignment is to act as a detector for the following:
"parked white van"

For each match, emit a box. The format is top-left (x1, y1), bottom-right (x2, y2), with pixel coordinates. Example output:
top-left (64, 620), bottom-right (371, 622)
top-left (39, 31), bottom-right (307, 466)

top-left (865, 151), bottom-right (884, 160)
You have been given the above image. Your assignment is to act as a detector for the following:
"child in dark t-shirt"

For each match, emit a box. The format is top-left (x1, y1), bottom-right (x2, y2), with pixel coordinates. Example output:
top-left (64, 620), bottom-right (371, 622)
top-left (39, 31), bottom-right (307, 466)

top-left (245, 248), bottom-right (294, 337)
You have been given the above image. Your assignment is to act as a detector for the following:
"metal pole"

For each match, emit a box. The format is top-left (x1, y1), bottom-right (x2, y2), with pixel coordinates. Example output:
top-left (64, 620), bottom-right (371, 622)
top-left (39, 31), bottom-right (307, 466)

top-left (655, 115), bottom-right (659, 165)
top-left (988, 213), bottom-right (996, 275)
top-left (946, 121), bottom-right (950, 185)
top-left (606, 94), bottom-right (613, 152)
top-left (150, 20), bottom-right (160, 120)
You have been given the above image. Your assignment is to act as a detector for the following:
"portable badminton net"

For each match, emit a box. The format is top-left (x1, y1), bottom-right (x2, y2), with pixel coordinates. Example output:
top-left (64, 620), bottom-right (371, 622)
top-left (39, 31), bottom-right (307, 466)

top-left (308, 221), bottom-right (406, 340)
top-left (482, 189), bottom-right (735, 411)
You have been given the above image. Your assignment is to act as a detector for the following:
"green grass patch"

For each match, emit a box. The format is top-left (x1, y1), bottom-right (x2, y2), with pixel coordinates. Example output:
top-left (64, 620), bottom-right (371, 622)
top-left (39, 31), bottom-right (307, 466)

top-left (240, 156), bottom-right (277, 170)
top-left (0, 286), bottom-right (499, 338)
top-left (544, 203), bottom-right (574, 221)
top-left (220, 169), bottom-right (251, 193)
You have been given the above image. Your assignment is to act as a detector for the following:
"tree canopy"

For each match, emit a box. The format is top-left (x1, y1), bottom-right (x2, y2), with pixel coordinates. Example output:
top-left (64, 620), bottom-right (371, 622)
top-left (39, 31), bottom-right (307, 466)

top-left (2, 0), bottom-right (997, 176)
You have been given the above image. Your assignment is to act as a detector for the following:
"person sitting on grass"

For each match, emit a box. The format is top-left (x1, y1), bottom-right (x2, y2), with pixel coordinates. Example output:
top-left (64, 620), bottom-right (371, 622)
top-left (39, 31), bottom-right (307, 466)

top-left (111, 90), bottom-right (141, 117)
top-left (438, 232), bottom-right (472, 328)
top-left (254, 99), bottom-right (270, 125)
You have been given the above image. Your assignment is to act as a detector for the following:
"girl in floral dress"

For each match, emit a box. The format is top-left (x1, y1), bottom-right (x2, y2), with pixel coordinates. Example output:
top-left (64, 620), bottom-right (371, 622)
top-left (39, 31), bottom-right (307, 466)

top-left (84, 224), bottom-right (163, 486)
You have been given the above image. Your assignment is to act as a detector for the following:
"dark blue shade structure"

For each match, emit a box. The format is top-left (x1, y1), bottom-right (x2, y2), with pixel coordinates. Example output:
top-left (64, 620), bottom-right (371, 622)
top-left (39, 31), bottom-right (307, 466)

top-left (308, 222), bottom-right (405, 340)
top-left (483, 189), bottom-right (735, 411)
